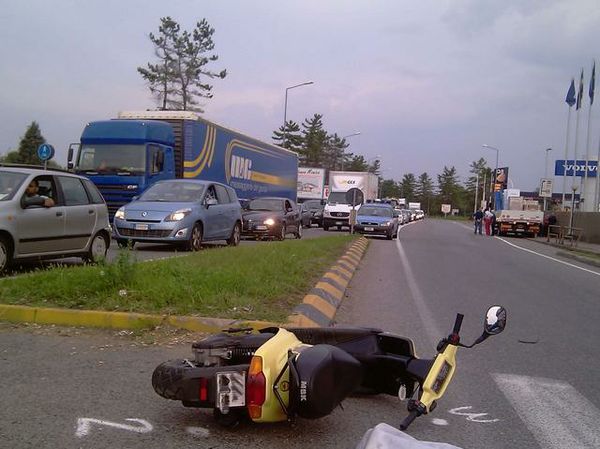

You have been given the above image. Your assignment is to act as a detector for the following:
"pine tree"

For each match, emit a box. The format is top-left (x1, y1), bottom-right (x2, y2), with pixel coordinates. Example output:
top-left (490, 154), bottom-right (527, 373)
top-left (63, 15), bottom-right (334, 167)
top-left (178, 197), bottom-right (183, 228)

top-left (300, 114), bottom-right (328, 166)
top-left (272, 120), bottom-right (303, 152)
top-left (17, 122), bottom-right (46, 165)
top-left (415, 172), bottom-right (434, 213)
top-left (399, 173), bottom-right (417, 201)
top-left (437, 166), bottom-right (461, 203)
top-left (380, 179), bottom-right (401, 198)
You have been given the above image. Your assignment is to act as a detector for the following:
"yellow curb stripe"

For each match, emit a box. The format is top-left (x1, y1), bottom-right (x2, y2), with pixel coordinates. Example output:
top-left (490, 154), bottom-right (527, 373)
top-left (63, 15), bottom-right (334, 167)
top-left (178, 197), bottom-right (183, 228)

top-left (341, 255), bottom-right (360, 267)
top-left (332, 264), bottom-right (353, 278)
top-left (348, 248), bottom-right (364, 258)
top-left (323, 272), bottom-right (349, 289)
top-left (302, 294), bottom-right (337, 318)
top-left (338, 259), bottom-right (357, 272)
top-left (315, 281), bottom-right (343, 300)
top-left (287, 313), bottom-right (321, 328)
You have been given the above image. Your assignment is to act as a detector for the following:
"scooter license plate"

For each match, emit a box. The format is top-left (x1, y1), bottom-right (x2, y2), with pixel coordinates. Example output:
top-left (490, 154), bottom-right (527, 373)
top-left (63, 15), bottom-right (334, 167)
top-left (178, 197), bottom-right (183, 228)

top-left (216, 372), bottom-right (246, 410)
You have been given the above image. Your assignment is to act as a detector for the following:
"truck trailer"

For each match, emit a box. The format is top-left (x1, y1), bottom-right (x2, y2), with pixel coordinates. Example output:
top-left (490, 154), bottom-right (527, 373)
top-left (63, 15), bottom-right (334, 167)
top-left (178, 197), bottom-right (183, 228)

top-left (68, 111), bottom-right (298, 218)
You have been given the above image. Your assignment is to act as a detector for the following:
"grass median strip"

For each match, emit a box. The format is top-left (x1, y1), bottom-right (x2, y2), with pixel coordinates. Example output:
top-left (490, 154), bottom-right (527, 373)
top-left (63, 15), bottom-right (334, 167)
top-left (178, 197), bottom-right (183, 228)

top-left (0, 236), bottom-right (355, 323)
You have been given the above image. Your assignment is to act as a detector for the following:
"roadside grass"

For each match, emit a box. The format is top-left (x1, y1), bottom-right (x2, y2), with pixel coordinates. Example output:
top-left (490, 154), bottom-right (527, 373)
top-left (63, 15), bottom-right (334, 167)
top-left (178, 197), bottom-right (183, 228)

top-left (0, 235), bottom-right (356, 323)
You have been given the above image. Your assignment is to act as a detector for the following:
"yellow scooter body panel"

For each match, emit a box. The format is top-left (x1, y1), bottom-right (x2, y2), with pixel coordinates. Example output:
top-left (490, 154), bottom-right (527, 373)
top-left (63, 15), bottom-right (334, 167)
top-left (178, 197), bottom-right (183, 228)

top-left (252, 328), bottom-right (304, 423)
top-left (420, 344), bottom-right (457, 412)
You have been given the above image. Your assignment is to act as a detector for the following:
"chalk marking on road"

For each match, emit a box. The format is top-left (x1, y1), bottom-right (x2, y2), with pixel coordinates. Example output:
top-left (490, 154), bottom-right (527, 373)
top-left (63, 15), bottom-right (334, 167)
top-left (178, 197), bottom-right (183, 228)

top-left (75, 418), bottom-right (153, 438)
top-left (395, 233), bottom-right (442, 346)
top-left (493, 373), bottom-right (600, 449)
top-left (186, 426), bottom-right (210, 437)
top-left (431, 418), bottom-right (449, 426)
top-left (495, 237), bottom-right (600, 277)
top-left (448, 406), bottom-right (499, 423)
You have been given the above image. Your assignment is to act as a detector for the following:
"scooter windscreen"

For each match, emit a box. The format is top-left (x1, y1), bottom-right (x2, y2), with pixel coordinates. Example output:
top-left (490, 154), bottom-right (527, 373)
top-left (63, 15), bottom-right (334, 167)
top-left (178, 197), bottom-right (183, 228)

top-left (289, 344), bottom-right (363, 419)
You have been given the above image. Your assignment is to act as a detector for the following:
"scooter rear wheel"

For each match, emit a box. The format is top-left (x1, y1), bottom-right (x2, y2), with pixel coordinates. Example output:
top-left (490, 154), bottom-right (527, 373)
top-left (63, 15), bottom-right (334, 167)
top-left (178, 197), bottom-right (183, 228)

top-left (152, 359), bottom-right (189, 400)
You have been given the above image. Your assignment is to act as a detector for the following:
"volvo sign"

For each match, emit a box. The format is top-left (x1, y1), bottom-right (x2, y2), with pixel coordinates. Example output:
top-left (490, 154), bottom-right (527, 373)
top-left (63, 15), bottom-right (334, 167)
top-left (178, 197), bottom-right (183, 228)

top-left (554, 160), bottom-right (598, 177)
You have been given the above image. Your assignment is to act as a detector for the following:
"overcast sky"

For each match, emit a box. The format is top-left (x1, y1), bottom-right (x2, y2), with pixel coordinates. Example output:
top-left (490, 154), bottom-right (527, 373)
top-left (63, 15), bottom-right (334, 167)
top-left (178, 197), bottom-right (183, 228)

top-left (1, 0), bottom-right (599, 191)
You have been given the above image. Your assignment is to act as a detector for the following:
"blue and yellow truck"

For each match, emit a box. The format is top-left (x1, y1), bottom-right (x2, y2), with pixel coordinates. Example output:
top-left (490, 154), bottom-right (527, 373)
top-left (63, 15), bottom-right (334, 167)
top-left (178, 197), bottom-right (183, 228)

top-left (68, 111), bottom-right (298, 218)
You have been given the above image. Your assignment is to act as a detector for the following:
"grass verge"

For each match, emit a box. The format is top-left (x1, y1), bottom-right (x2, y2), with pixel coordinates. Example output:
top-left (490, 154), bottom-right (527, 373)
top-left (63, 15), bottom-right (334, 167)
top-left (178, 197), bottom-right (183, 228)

top-left (0, 236), bottom-right (356, 323)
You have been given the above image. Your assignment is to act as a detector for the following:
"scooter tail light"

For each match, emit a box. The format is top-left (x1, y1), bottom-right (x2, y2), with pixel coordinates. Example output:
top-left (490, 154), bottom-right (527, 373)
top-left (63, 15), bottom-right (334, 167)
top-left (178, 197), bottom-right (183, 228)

top-left (246, 356), bottom-right (266, 419)
top-left (199, 377), bottom-right (208, 402)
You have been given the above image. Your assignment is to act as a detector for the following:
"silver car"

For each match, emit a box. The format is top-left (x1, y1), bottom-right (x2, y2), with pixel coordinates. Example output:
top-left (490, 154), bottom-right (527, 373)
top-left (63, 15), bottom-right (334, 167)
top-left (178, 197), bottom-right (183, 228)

top-left (112, 180), bottom-right (243, 250)
top-left (0, 165), bottom-right (111, 273)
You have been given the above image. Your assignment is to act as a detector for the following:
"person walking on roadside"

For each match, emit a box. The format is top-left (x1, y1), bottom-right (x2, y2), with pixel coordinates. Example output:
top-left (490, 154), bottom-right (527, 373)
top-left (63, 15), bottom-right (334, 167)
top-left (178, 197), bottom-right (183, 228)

top-left (490, 210), bottom-right (497, 236)
top-left (473, 208), bottom-right (483, 235)
top-left (484, 208), bottom-right (494, 236)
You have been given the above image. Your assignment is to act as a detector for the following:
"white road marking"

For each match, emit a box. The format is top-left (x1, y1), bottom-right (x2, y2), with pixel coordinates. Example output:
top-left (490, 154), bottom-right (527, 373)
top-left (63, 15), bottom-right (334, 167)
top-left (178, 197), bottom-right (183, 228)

top-left (495, 237), bottom-right (600, 277)
top-left (493, 374), bottom-right (600, 449)
top-left (431, 418), bottom-right (449, 426)
top-left (75, 418), bottom-right (153, 438)
top-left (448, 406), bottom-right (499, 423)
top-left (395, 232), bottom-right (442, 346)
top-left (186, 426), bottom-right (210, 437)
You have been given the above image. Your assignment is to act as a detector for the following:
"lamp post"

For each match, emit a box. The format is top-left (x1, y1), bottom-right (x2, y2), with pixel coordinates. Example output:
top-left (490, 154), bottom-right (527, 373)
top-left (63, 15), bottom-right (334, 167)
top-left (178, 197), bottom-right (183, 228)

top-left (482, 144), bottom-right (500, 209)
top-left (543, 148), bottom-right (552, 211)
top-left (367, 155), bottom-right (382, 199)
top-left (340, 132), bottom-right (361, 170)
top-left (283, 81), bottom-right (314, 148)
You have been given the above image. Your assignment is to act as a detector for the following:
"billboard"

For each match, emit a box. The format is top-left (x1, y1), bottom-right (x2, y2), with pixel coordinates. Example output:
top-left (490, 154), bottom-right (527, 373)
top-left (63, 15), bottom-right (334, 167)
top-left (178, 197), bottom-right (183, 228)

top-left (539, 179), bottom-right (553, 198)
top-left (554, 160), bottom-right (598, 177)
top-left (494, 167), bottom-right (509, 192)
top-left (297, 167), bottom-right (326, 199)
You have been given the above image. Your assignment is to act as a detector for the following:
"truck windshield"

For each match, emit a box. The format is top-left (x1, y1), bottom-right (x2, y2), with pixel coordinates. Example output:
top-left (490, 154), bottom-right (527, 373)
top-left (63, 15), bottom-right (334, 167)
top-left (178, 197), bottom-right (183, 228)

top-left (77, 144), bottom-right (146, 174)
top-left (327, 192), bottom-right (348, 204)
top-left (0, 171), bottom-right (27, 201)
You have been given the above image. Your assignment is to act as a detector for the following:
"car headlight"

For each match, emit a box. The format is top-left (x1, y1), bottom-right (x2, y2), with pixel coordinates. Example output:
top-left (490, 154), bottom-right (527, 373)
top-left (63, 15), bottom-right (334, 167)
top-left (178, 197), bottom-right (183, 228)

top-left (264, 218), bottom-right (276, 226)
top-left (381, 221), bottom-right (392, 227)
top-left (114, 207), bottom-right (125, 220)
top-left (166, 208), bottom-right (192, 222)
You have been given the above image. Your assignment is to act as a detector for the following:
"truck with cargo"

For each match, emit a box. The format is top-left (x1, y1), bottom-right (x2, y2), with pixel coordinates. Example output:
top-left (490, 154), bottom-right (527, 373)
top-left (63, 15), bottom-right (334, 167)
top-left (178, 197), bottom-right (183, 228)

top-left (297, 167), bottom-right (326, 201)
top-left (495, 190), bottom-right (542, 236)
top-left (68, 111), bottom-right (298, 219)
top-left (322, 171), bottom-right (378, 231)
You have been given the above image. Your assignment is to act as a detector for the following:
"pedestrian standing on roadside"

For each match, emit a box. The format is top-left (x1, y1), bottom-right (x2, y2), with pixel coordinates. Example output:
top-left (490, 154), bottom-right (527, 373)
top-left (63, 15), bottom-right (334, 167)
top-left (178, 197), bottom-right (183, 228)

top-left (490, 210), bottom-right (497, 236)
top-left (473, 208), bottom-right (484, 235)
top-left (484, 208), bottom-right (494, 236)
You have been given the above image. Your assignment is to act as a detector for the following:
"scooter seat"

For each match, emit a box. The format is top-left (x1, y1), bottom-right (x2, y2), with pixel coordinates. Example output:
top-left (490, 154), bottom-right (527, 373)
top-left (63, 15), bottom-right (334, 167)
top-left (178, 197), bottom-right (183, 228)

top-left (289, 344), bottom-right (363, 419)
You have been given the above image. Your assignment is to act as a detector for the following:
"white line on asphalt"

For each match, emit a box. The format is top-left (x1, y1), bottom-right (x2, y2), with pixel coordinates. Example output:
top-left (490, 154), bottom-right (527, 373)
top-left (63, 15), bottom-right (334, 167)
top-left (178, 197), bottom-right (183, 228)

top-left (75, 418), bottom-right (153, 438)
top-left (186, 426), bottom-right (210, 437)
top-left (495, 237), bottom-right (600, 277)
top-left (493, 374), bottom-right (600, 449)
top-left (395, 229), bottom-right (442, 346)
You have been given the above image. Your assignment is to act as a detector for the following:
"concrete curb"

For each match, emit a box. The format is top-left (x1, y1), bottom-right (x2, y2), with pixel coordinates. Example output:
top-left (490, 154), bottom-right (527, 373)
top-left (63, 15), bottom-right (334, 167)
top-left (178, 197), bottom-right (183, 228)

top-left (526, 238), bottom-right (600, 268)
top-left (0, 304), bottom-right (275, 333)
top-left (286, 237), bottom-right (369, 328)
top-left (555, 251), bottom-right (600, 268)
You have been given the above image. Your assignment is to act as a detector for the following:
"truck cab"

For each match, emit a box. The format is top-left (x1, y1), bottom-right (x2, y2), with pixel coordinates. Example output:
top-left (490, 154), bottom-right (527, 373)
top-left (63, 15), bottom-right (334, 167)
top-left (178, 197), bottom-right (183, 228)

top-left (69, 120), bottom-right (176, 219)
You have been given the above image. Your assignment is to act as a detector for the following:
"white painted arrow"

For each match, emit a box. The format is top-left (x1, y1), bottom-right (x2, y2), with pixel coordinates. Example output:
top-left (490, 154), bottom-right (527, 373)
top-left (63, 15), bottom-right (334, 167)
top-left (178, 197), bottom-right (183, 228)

top-left (76, 418), bottom-right (153, 438)
top-left (493, 374), bottom-right (600, 449)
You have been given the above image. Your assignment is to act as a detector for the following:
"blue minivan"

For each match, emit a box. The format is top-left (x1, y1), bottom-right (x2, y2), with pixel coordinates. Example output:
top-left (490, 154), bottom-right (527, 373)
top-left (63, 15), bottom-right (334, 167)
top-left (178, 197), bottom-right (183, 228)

top-left (113, 180), bottom-right (242, 250)
top-left (353, 203), bottom-right (399, 240)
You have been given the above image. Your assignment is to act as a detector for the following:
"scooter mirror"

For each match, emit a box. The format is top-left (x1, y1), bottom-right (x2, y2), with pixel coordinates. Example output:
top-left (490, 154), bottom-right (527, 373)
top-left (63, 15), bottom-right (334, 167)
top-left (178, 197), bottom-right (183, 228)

top-left (484, 306), bottom-right (506, 336)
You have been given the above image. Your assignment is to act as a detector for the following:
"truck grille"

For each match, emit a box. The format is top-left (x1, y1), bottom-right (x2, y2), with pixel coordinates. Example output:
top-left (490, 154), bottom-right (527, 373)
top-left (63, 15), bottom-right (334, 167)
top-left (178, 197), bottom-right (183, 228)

top-left (117, 228), bottom-right (171, 238)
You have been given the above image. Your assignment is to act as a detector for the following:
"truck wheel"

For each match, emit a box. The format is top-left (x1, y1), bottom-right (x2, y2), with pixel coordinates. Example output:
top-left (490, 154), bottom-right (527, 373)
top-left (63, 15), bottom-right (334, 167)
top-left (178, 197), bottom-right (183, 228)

top-left (186, 223), bottom-right (203, 251)
top-left (0, 236), bottom-right (12, 274)
top-left (84, 232), bottom-right (108, 263)
top-left (227, 222), bottom-right (241, 247)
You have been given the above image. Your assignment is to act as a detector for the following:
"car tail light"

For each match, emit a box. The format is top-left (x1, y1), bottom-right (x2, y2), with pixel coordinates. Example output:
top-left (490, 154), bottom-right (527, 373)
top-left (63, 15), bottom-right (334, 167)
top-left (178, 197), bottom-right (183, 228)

top-left (199, 377), bottom-right (208, 402)
top-left (246, 356), bottom-right (266, 419)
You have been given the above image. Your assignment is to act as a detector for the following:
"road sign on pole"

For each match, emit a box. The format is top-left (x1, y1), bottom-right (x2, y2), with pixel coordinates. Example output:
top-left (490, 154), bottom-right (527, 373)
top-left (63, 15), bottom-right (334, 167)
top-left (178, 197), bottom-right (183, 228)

top-left (346, 188), bottom-right (364, 234)
top-left (37, 144), bottom-right (55, 170)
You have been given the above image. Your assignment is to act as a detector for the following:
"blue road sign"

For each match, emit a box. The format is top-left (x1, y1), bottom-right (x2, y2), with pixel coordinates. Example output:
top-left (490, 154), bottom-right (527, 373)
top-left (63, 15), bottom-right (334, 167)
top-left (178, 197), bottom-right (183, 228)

top-left (554, 160), bottom-right (597, 177)
top-left (37, 144), bottom-right (55, 161)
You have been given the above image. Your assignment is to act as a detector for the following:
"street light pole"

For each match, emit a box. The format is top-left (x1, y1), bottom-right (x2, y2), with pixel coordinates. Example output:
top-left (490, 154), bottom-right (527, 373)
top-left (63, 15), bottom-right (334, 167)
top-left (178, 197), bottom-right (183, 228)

top-left (483, 144), bottom-right (500, 209)
top-left (543, 148), bottom-right (552, 211)
top-left (283, 81), bottom-right (314, 148)
top-left (367, 155), bottom-right (382, 199)
top-left (340, 132), bottom-right (361, 170)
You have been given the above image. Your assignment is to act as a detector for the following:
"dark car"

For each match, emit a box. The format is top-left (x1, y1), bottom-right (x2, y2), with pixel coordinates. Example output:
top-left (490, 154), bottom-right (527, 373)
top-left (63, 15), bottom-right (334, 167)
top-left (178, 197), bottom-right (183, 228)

top-left (297, 203), bottom-right (312, 228)
top-left (241, 197), bottom-right (302, 240)
top-left (302, 199), bottom-right (325, 227)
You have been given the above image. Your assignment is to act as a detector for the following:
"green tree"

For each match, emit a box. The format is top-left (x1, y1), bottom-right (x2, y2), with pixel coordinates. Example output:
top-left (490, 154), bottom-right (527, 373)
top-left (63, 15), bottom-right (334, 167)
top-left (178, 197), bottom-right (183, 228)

top-left (139, 17), bottom-right (227, 111)
top-left (0, 150), bottom-right (20, 163)
top-left (300, 114), bottom-right (328, 167)
top-left (437, 166), bottom-right (462, 204)
top-left (380, 179), bottom-right (401, 198)
top-left (415, 172), bottom-right (434, 213)
top-left (345, 154), bottom-right (370, 171)
top-left (16, 122), bottom-right (46, 165)
top-left (272, 120), bottom-right (303, 152)
top-left (399, 173), bottom-right (417, 201)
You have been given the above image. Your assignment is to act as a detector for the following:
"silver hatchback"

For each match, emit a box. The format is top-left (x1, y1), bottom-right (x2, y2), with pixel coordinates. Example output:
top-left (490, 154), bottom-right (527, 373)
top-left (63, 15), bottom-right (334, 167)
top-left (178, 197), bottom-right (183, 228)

top-left (0, 165), bottom-right (111, 273)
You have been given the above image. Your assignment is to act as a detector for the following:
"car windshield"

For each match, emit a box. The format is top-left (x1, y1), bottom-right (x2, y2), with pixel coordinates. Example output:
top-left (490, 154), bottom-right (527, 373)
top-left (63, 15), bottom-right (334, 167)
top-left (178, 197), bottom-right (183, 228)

top-left (327, 192), bottom-right (348, 204)
top-left (0, 171), bottom-right (28, 201)
top-left (304, 200), bottom-right (323, 210)
top-left (139, 182), bottom-right (205, 202)
top-left (76, 144), bottom-right (146, 174)
top-left (358, 207), bottom-right (393, 217)
top-left (248, 198), bottom-right (283, 211)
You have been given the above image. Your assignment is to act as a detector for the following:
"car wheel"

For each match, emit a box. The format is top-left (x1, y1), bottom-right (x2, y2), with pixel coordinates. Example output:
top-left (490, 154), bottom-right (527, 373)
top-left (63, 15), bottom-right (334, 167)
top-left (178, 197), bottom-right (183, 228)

top-left (117, 239), bottom-right (134, 249)
top-left (0, 236), bottom-right (12, 274)
top-left (323, 224), bottom-right (329, 231)
top-left (277, 224), bottom-right (286, 241)
top-left (227, 222), bottom-right (241, 247)
top-left (295, 223), bottom-right (302, 239)
top-left (84, 232), bottom-right (108, 263)
top-left (186, 223), bottom-right (203, 251)
top-left (386, 230), bottom-right (394, 240)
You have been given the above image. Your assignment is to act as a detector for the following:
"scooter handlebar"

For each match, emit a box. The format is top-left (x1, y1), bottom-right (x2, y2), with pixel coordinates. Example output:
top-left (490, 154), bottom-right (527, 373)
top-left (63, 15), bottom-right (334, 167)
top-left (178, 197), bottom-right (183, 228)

top-left (399, 410), bottom-right (419, 431)
top-left (452, 313), bottom-right (464, 335)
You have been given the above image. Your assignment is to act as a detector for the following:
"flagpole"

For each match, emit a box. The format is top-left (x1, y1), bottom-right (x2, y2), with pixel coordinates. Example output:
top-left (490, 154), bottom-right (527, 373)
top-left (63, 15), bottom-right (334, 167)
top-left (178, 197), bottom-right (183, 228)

top-left (595, 137), bottom-right (600, 212)
top-left (572, 70), bottom-right (584, 212)
top-left (562, 106), bottom-right (572, 209)
top-left (583, 100), bottom-right (592, 210)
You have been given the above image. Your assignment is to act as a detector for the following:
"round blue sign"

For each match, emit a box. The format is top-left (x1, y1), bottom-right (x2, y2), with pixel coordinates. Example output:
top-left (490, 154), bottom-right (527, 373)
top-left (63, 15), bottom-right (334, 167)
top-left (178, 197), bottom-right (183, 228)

top-left (37, 144), bottom-right (55, 161)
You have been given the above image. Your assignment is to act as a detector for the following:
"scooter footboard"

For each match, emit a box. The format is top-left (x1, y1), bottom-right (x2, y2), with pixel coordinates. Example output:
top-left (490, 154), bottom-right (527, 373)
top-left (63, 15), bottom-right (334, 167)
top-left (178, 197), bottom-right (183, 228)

top-left (152, 359), bottom-right (248, 409)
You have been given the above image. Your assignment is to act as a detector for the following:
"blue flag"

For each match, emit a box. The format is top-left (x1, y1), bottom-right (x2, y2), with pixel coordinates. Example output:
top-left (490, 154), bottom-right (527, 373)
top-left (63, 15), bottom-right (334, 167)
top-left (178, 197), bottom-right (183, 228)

top-left (590, 61), bottom-right (595, 105)
top-left (576, 69), bottom-right (584, 110)
top-left (566, 79), bottom-right (576, 107)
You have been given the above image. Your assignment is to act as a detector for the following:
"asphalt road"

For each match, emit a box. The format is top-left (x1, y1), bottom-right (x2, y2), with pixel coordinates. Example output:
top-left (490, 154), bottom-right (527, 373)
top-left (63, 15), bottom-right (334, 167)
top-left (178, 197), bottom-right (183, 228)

top-left (1, 219), bottom-right (599, 448)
